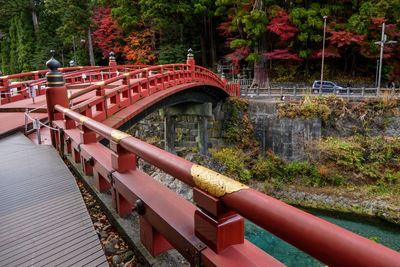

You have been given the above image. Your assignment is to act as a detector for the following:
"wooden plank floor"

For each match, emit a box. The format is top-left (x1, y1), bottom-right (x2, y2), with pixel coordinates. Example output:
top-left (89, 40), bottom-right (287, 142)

top-left (0, 133), bottom-right (107, 267)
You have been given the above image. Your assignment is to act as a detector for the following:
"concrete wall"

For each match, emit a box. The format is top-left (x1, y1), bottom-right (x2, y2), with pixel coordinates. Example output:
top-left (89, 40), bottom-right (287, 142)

top-left (264, 117), bottom-right (321, 161)
top-left (248, 100), bottom-right (321, 161)
top-left (126, 100), bottom-right (323, 161)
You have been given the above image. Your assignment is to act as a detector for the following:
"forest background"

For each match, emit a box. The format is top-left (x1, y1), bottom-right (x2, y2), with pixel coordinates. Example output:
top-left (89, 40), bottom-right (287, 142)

top-left (0, 0), bottom-right (399, 85)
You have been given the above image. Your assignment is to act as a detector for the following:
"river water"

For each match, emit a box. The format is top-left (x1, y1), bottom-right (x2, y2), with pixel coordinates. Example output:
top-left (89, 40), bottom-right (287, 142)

top-left (245, 208), bottom-right (400, 266)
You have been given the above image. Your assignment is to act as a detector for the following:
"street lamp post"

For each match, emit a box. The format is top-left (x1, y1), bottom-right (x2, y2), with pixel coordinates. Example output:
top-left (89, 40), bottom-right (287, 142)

top-left (320, 16), bottom-right (328, 92)
top-left (72, 37), bottom-right (77, 66)
top-left (375, 59), bottom-right (379, 87)
top-left (375, 22), bottom-right (398, 88)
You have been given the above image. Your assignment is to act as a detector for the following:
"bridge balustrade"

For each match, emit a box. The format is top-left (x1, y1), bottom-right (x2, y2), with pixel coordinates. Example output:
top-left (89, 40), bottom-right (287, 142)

top-left (67, 64), bottom-right (230, 123)
top-left (0, 65), bottom-right (149, 105)
top-left (51, 104), bottom-right (400, 267)
top-left (0, 66), bottom-right (94, 103)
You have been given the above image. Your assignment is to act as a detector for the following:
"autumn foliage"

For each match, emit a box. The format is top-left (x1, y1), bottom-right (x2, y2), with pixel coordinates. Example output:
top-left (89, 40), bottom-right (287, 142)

top-left (266, 10), bottom-right (298, 41)
top-left (123, 29), bottom-right (156, 64)
top-left (91, 7), bottom-right (122, 58)
top-left (91, 7), bottom-right (156, 64)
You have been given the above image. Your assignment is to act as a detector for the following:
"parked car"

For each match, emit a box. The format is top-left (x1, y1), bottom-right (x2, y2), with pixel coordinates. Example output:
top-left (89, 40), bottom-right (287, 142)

top-left (312, 80), bottom-right (343, 93)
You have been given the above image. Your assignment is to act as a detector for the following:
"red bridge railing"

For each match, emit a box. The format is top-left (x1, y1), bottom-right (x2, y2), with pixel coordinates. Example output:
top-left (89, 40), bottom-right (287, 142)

top-left (0, 65), bottom-right (148, 104)
top-left (63, 63), bottom-right (234, 126)
top-left (51, 104), bottom-right (400, 266)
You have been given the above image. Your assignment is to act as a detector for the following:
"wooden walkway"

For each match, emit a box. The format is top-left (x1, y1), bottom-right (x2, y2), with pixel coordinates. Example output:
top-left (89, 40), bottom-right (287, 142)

top-left (0, 133), bottom-right (107, 266)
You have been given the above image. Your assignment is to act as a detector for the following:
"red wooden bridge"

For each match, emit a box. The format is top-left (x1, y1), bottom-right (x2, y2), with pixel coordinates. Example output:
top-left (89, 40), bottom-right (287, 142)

top-left (0, 52), bottom-right (399, 266)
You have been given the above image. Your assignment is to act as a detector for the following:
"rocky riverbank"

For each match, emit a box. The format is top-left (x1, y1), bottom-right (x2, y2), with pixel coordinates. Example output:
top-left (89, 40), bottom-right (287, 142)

top-left (252, 182), bottom-right (400, 225)
top-left (138, 149), bottom-right (400, 226)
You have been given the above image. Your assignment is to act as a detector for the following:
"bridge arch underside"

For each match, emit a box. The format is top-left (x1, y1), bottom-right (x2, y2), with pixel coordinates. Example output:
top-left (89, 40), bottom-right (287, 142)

top-left (114, 85), bottom-right (229, 133)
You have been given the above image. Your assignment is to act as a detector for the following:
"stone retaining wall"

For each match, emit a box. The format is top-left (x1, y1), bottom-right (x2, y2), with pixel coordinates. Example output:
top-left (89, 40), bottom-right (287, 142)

top-left (248, 100), bottom-right (321, 161)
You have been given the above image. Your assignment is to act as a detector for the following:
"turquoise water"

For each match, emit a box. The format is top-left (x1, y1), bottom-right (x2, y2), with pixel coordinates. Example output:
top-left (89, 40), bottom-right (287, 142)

top-left (244, 208), bottom-right (400, 266)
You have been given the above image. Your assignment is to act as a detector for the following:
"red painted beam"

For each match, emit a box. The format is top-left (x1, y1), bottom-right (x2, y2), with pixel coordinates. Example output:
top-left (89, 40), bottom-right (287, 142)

top-left (112, 169), bottom-right (283, 266)
top-left (54, 106), bottom-right (400, 266)
top-left (56, 106), bottom-right (400, 266)
top-left (223, 188), bottom-right (400, 267)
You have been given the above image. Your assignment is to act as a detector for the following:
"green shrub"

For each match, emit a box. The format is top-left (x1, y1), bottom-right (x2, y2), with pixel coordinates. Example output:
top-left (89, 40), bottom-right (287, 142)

top-left (238, 169), bottom-right (252, 182)
top-left (222, 97), bottom-right (258, 148)
top-left (318, 137), bottom-right (364, 170)
top-left (277, 95), bottom-right (332, 121)
top-left (251, 155), bottom-right (282, 181)
top-left (212, 147), bottom-right (245, 174)
top-left (284, 161), bottom-right (323, 186)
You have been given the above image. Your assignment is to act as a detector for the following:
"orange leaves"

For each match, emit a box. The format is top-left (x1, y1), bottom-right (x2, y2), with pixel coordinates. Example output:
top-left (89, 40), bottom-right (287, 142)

top-left (91, 7), bottom-right (157, 64)
top-left (122, 28), bottom-right (156, 64)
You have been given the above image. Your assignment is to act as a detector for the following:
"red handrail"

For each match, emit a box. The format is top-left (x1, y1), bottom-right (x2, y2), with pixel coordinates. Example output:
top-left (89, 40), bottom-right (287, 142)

top-left (0, 65), bottom-right (154, 105)
top-left (68, 64), bottom-right (225, 101)
top-left (54, 104), bottom-right (400, 266)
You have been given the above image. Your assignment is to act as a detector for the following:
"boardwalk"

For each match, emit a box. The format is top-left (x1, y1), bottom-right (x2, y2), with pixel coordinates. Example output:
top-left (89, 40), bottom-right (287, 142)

top-left (0, 133), bottom-right (107, 266)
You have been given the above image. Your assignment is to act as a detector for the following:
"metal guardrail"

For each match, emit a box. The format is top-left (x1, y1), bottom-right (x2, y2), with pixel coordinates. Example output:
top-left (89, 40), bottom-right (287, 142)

top-left (24, 105), bottom-right (58, 144)
top-left (233, 79), bottom-right (400, 98)
top-left (241, 87), bottom-right (400, 98)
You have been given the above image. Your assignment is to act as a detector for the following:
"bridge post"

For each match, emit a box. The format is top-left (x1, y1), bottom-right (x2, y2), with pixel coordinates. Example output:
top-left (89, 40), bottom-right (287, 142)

top-left (197, 116), bottom-right (208, 155)
top-left (162, 103), bottom-right (212, 155)
top-left (45, 57), bottom-right (69, 147)
top-left (221, 71), bottom-right (226, 89)
top-left (32, 71), bottom-right (39, 80)
top-left (80, 125), bottom-right (97, 175)
top-left (109, 51), bottom-right (117, 72)
top-left (186, 48), bottom-right (195, 71)
top-left (186, 48), bottom-right (196, 82)
top-left (110, 140), bottom-right (135, 216)
top-left (163, 115), bottom-right (177, 155)
top-left (194, 188), bottom-right (244, 252)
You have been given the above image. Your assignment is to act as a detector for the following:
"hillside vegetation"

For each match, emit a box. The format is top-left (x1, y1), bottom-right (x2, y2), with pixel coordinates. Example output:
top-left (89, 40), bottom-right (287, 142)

top-left (0, 0), bottom-right (399, 83)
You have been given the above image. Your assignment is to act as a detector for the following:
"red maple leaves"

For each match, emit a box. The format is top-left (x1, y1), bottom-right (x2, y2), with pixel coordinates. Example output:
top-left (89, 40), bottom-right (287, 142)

top-left (327, 28), bottom-right (364, 47)
top-left (264, 49), bottom-right (301, 60)
top-left (266, 10), bottom-right (298, 41)
top-left (91, 7), bottom-right (156, 64)
top-left (91, 7), bottom-right (122, 58)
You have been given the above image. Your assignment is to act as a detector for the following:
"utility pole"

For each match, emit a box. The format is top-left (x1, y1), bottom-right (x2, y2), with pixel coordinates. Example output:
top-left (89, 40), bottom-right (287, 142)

top-left (377, 22), bottom-right (385, 89)
top-left (72, 37), bottom-right (77, 66)
top-left (320, 16), bottom-right (328, 91)
top-left (375, 59), bottom-right (379, 87)
top-left (88, 28), bottom-right (95, 66)
top-left (375, 22), bottom-right (397, 88)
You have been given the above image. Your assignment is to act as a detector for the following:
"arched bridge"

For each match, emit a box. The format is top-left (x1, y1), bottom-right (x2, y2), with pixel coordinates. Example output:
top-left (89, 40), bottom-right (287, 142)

top-left (0, 54), bottom-right (399, 266)
top-left (0, 58), bottom-right (238, 138)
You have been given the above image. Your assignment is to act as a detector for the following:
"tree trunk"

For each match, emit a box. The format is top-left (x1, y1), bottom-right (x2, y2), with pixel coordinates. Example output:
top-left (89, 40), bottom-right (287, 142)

top-left (179, 24), bottom-right (183, 44)
top-left (305, 59), bottom-right (309, 77)
top-left (351, 50), bottom-right (356, 77)
top-left (151, 25), bottom-right (156, 50)
top-left (87, 28), bottom-right (95, 66)
top-left (252, 34), bottom-right (269, 88)
top-left (200, 22), bottom-right (207, 67)
top-left (29, 0), bottom-right (39, 34)
top-left (209, 16), bottom-right (217, 69)
top-left (251, 0), bottom-right (268, 88)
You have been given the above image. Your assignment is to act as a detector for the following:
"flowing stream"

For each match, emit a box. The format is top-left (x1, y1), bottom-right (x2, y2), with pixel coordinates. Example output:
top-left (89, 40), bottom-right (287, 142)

top-left (245, 208), bottom-right (400, 266)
